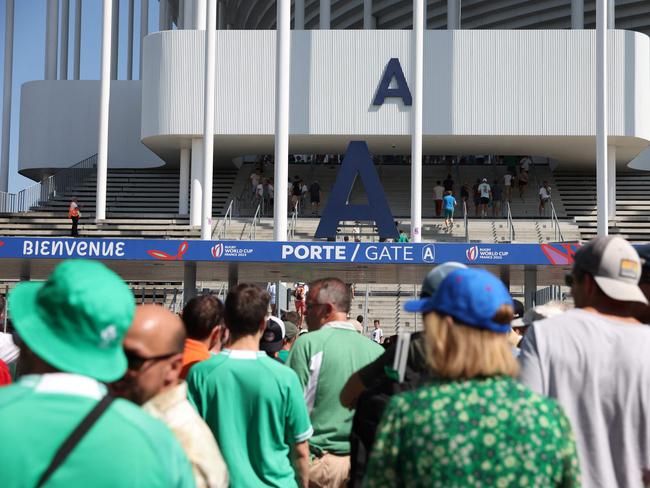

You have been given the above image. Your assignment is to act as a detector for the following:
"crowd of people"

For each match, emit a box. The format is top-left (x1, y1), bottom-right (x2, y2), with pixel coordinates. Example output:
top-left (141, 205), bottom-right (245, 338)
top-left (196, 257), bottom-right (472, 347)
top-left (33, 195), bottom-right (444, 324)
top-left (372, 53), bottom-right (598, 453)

top-left (2, 235), bottom-right (650, 486)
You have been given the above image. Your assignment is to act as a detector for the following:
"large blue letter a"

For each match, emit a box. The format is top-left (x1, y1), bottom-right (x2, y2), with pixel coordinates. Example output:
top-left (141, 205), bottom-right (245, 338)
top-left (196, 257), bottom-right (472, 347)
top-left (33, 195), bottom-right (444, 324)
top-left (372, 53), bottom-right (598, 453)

top-left (315, 141), bottom-right (399, 240)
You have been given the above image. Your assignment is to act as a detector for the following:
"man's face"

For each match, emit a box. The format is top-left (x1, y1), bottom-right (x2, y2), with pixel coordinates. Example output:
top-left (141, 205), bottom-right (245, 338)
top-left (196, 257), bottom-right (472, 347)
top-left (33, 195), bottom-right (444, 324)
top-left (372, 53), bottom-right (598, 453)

top-left (305, 287), bottom-right (329, 332)
top-left (110, 309), bottom-right (183, 405)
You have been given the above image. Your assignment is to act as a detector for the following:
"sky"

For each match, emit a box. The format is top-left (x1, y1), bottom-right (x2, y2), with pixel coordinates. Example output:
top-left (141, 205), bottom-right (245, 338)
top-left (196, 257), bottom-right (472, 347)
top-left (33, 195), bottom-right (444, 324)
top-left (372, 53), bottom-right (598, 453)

top-left (0, 0), bottom-right (160, 193)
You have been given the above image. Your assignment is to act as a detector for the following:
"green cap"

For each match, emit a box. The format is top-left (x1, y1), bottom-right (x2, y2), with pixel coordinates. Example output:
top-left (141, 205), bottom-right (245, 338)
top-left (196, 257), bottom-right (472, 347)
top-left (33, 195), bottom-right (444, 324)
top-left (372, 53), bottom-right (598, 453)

top-left (8, 260), bottom-right (135, 382)
top-left (284, 321), bottom-right (299, 340)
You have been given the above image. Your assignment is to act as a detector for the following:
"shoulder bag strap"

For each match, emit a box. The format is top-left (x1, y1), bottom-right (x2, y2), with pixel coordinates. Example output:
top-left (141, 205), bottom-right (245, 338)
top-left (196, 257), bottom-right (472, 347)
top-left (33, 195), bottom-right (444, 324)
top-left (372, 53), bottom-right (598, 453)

top-left (36, 395), bottom-right (115, 488)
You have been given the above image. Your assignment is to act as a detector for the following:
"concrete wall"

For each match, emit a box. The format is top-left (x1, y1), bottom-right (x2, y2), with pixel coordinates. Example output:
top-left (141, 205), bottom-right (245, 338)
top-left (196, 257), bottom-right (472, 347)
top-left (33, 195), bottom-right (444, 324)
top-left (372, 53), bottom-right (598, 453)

top-left (18, 81), bottom-right (164, 178)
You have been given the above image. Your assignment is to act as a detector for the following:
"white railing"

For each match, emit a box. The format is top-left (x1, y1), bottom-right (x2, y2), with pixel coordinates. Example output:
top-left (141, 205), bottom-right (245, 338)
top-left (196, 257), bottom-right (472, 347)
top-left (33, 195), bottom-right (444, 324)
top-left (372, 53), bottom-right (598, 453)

top-left (550, 200), bottom-right (564, 242)
top-left (288, 200), bottom-right (300, 240)
top-left (506, 201), bottom-right (516, 242)
top-left (212, 199), bottom-right (234, 239)
top-left (249, 203), bottom-right (261, 240)
top-left (463, 200), bottom-right (469, 243)
top-left (0, 154), bottom-right (97, 214)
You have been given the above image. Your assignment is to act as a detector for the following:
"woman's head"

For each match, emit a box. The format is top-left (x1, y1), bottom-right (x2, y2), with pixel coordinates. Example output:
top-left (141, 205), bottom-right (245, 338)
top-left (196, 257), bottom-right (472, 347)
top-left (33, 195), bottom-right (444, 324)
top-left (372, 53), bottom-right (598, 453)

top-left (409, 268), bottom-right (518, 379)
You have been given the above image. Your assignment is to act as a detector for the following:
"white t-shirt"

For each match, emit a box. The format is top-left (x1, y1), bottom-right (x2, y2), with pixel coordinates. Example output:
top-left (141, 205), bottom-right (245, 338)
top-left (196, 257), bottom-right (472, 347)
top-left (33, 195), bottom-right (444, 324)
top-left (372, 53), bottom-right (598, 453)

top-left (503, 174), bottom-right (513, 186)
top-left (519, 308), bottom-right (650, 488)
top-left (478, 183), bottom-right (491, 199)
top-left (539, 186), bottom-right (551, 200)
top-left (371, 328), bottom-right (383, 343)
top-left (433, 185), bottom-right (445, 200)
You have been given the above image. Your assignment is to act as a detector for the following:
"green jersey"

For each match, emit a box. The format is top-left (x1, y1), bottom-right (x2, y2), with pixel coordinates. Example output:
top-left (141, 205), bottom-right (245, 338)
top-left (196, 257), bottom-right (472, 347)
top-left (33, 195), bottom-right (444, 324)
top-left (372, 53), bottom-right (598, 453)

top-left (287, 321), bottom-right (384, 455)
top-left (0, 373), bottom-right (195, 488)
top-left (186, 349), bottom-right (312, 488)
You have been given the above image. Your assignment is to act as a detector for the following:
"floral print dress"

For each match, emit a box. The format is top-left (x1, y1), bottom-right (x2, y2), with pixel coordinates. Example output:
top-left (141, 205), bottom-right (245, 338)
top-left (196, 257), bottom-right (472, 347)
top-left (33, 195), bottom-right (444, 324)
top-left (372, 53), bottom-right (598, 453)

top-left (363, 376), bottom-right (580, 487)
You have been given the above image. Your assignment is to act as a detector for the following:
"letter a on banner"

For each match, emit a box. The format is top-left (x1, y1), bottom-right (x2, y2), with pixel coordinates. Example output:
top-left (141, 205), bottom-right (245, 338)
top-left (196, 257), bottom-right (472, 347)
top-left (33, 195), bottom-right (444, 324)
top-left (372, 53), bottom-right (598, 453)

top-left (315, 141), bottom-right (399, 239)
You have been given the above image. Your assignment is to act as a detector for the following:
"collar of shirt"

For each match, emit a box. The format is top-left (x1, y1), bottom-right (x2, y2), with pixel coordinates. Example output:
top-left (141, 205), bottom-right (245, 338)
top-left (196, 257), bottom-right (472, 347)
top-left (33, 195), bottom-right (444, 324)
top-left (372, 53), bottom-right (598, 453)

top-left (221, 349), bottom-right (266, 360)
top-left (19, 373), bottom-right (106, 399)
top-left (184, 338), bottom-right (210, 358)
top-left (321, 321), bottom-right (357, 332)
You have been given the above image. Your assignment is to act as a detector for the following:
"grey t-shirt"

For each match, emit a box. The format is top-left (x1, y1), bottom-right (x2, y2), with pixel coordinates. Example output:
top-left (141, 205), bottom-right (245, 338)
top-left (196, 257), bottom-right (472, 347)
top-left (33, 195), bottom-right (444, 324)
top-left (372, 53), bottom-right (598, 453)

top-left (519, 308), bottom-right (650, 488)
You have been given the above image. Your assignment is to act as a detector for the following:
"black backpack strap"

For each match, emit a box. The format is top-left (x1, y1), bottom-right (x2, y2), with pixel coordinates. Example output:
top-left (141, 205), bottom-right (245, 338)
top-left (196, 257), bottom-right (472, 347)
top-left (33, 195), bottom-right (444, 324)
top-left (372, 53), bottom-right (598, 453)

top-left (36, 395), bottom-right (115, 488)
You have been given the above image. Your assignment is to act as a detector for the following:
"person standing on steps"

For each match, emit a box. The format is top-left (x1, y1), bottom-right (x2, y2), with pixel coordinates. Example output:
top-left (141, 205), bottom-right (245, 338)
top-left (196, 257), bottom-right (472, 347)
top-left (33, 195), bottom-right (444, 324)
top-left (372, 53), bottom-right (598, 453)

top-left (68, 197), bottom-right (81, 237)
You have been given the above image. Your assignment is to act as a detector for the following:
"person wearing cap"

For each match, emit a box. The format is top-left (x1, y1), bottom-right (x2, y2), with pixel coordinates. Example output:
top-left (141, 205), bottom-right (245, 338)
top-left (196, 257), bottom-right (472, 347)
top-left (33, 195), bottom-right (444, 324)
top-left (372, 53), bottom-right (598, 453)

top-left (111, 304), bottom-right (229, 488)
top-left (477, 177), bottom-right (491, 217)
top-left (278, 320), bottom-right (300, 362)
top-left (287, 278), bottom-right (383, 487)
top-left (632, 243), bottom-right (650, 323)
top-left (0, 260), bottom-right (194, 487)
top-left (519, 236), bottom-right (650, 488)
top-left (186, 283), bottom-right (312, 488)
top-left (364, 268), bottom-right (580, 487)
top-left (179, 295), bottom-right (227, 379)
top-left (343, 262), bottom-right (466, 487)
top-left (260, 316), bottom-right (286, 361)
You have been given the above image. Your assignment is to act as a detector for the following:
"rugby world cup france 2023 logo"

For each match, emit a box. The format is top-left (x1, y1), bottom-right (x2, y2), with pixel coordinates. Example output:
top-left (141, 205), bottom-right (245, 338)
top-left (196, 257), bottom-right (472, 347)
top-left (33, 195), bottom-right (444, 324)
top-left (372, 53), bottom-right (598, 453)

top-left (466, 245), bottom-right (479, 262)
top-left (211, 243), bottom-right (224, 259)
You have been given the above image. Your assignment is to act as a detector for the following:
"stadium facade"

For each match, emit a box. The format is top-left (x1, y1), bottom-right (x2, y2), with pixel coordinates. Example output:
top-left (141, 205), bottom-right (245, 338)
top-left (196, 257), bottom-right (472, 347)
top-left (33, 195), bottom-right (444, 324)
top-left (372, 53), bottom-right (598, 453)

top-left (2, 0), bottom-right (650, 237)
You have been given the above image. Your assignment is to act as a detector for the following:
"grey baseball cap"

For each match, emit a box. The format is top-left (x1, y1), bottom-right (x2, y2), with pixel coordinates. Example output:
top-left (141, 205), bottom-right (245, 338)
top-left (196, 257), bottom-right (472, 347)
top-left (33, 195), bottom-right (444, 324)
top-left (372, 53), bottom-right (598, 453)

top-left (573, 236), bottom-right (647, 304)
top-left (405, 262), bottom-right (467, 312)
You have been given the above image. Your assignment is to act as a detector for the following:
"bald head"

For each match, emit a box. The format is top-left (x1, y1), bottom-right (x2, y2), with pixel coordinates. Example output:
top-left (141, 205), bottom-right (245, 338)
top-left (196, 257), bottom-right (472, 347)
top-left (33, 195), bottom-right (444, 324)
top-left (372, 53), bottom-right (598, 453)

top-left (128, 304), bottom-right (186, 356)
top-left (111, 305), bottom-right (186, 405)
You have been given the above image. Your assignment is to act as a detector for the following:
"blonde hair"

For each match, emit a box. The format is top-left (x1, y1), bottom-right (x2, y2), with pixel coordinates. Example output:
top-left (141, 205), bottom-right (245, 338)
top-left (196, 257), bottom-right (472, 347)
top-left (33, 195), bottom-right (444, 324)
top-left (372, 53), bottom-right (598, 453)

top-left (424, 307), bottom-right (519, 380)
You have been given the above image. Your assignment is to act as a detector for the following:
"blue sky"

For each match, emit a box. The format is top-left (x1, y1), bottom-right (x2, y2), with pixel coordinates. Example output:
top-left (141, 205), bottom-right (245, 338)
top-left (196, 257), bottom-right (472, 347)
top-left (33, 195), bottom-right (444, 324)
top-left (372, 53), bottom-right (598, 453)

top-left (0, 0), bottom-right (160, 193)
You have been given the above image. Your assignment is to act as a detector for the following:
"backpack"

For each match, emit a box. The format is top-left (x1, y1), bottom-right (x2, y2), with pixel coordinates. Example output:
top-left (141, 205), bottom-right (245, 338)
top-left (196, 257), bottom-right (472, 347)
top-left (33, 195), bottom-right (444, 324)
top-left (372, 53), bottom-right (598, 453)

top-left (348, 333), bottom-right (430, 487)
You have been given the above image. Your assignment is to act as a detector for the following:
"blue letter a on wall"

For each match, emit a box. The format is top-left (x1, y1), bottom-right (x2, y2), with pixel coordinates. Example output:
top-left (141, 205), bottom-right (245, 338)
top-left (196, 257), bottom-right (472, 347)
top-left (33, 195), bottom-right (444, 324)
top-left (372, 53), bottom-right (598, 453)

top-left (372, 58), bottom-right (412, 106)
top-left (315, 142), bottom-right (399, 239)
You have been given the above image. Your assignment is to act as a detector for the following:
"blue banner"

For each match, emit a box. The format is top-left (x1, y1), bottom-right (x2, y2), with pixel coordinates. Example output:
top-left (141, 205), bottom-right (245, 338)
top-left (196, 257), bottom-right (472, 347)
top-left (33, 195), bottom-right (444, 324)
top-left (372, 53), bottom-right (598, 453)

top-left (0, 237), bottom-right (582, 266)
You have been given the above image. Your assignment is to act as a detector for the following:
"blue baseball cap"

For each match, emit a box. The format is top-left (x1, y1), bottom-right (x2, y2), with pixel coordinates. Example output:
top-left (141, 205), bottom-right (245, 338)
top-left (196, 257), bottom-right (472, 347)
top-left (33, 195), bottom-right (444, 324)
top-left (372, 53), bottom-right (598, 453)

top-left (404, 262), bottom-right (467, 314)
top-left (404, 268), bottom-right (513, 333)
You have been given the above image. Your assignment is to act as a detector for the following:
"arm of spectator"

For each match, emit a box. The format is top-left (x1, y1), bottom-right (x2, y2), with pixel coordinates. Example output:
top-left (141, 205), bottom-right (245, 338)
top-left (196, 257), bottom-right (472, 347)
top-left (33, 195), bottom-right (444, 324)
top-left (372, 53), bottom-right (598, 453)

top-left (340, 372), bottom-right (366, 409)
top-left (292, 441), bottom-right (310, 488)
top-left (518, 324), bottom-right (545, 395)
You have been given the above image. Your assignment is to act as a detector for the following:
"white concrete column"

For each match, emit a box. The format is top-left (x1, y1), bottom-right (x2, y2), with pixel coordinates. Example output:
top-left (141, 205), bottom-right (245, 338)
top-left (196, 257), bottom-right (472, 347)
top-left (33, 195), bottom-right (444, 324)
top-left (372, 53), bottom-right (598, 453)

top-left (363, 0), bottom-right (372, 29)
top-left (608, 145), bottom-right (616, 219)
top-left (202, 0), bottom-right (217, 240)
top-left (184, 0), bottom-right (194, 29)
top-left (127, 0), bottom-right (134, 79)
top-left (195, 0), bottom-right (207, 29)
top-left (111, 0), bottom-right (119, 79)
top-left (410, 0), bottom-right (424, 243)
top-left (571, 0), bottom-right (584, 29)
top-left (179, 146), bottom-right (190, 215)
top-left (60, 0), bottom-right (69, 80)
top-left (217, 0), bottom-right (226, 30)
top-left (295, 0), bottom-right (305, 29)
top-left (608, 0), bottom-right (615, 29)
top-left (596, 0), bottom-right (608, 236)
top-left (190, 137), bottom-right (203, 226)
top-left (274, 0), bottom-right (290, 241)
top-left (45, 0), bottom-right (59, 80)
top-left (73, 0), bottom-right (82, 79)
top-left (139, 0), bottom-right (148, 78)
top-left (320, 0), bottom-right (330, 29)
top-left (0, 0), bottom-right (14, 192)
top-left (447, 0), bottom-right (460, 29)
top-left (96, 0), bottom-right (113, 222)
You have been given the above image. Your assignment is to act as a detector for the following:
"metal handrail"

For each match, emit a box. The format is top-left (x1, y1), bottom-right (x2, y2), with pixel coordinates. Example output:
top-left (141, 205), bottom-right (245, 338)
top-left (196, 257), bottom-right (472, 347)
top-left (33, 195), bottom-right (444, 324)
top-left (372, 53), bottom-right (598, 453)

top-left (549, 200), bottom-right (564, 242)
top-left (463, 200), bottom-right (469, 243)
top-left (249, 203), bottom-right (261, 240)
top-left (212, 199), bottom-right (234, 239)
top-left (0, 154), bottom-right (97, 214)
top-left (506, 201), bottom-right (516, 242)
top-left (288, 200), bottom-right (300, 240)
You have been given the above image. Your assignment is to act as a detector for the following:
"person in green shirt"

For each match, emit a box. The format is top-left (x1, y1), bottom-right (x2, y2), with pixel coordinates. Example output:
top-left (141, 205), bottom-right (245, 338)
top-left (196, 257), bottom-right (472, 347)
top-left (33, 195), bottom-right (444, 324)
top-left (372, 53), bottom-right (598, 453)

top-left (364, 268), bottom-right (580, 487)
top-left (397, 230), bottom-right (409, 242)
top-left (0, 260), bottom-right (195, 488)
top-left (186, 283), bottom-right (312, 488)
top-left (287, 278), bottom-right (383, 487)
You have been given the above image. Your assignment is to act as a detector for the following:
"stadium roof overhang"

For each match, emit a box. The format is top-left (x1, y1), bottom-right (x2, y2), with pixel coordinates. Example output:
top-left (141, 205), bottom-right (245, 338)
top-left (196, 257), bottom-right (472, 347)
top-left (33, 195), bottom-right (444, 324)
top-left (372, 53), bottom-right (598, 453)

top-left (0, 237), bottom-right (578, 285)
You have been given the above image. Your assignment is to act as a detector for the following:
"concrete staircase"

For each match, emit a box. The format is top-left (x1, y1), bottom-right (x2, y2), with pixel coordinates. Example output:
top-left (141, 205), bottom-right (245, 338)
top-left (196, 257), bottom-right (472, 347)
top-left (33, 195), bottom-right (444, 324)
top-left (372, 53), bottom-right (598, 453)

top-left (554, 170), bottom-right (650, 242)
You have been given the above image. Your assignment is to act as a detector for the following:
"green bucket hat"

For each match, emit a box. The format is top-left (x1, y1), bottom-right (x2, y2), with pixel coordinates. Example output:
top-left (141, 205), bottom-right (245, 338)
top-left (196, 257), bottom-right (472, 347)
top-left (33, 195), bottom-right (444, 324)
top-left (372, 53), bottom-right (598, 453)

top-left (8, 260), bottom-right (135, 382)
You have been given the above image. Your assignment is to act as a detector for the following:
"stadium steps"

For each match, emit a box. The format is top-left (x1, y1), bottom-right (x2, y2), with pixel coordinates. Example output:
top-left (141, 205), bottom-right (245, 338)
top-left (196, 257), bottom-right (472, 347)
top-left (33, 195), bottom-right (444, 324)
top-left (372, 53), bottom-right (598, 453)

top-left (554, 170), bottom-right (650, 242)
